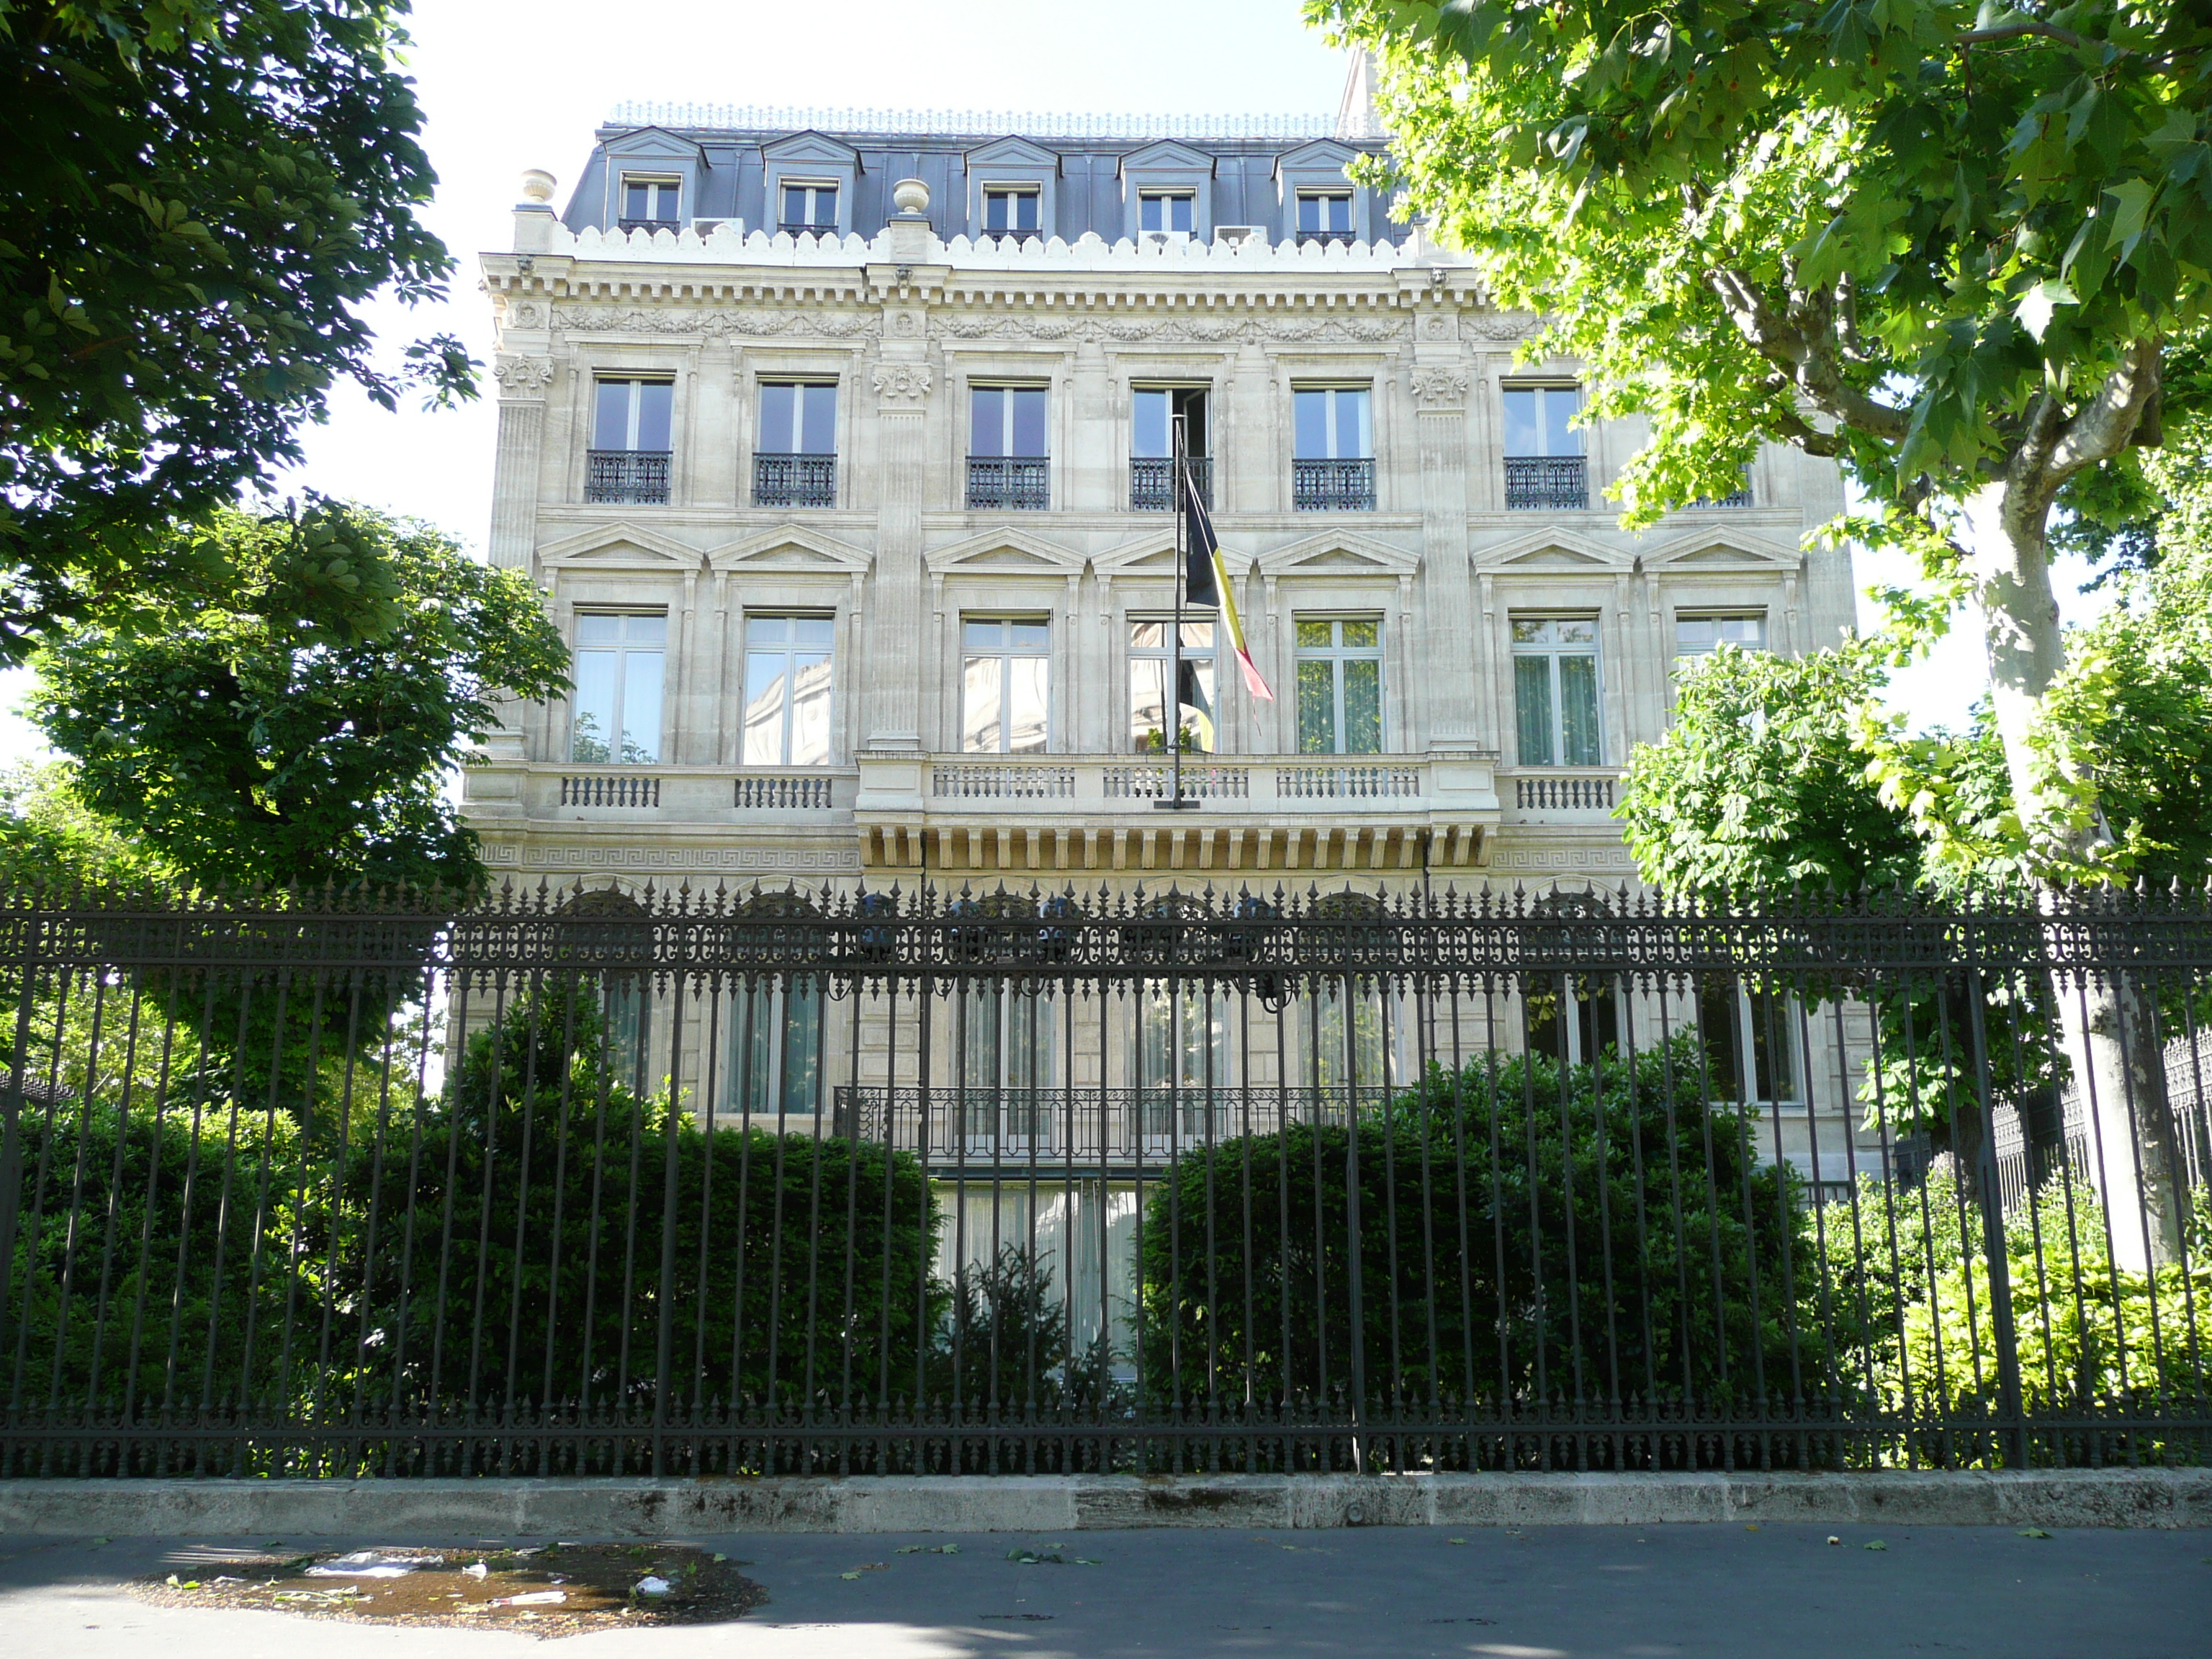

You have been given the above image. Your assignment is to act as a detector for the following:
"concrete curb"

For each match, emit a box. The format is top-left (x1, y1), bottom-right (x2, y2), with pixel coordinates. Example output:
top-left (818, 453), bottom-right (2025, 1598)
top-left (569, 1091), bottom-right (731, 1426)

top-left (3, 1470), bottom-right (2209, 1535)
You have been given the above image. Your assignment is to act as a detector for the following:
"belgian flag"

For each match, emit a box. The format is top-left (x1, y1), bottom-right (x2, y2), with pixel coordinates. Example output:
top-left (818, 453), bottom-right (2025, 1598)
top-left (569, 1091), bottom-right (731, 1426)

top-left (1181, 463), bottom-right (1273, 701)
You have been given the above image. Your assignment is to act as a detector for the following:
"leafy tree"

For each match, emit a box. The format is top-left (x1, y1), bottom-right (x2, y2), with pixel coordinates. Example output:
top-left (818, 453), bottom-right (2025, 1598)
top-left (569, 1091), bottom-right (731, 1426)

top-left (0, 1), bottom-right (471, 662)
top-left (30, 501), bottom-right (565, 897)
top-left (0, 762), bottom-right (166, 891)
top-left (1318, 0), bottom-right (2212, 1264)
top-left (1618, 644), bottom-right (1924, 901)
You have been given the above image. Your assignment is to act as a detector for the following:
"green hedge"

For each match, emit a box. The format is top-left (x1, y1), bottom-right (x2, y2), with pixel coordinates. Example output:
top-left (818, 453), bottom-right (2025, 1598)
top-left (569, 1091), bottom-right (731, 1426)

top-left (1137, 1038), bottom-right (1820, 1419)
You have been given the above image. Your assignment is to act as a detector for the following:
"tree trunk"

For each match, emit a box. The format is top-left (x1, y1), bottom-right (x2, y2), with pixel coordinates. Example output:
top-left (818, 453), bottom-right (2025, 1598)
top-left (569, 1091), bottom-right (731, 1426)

top-left (1964, 480), bottom-right (2185, 1272)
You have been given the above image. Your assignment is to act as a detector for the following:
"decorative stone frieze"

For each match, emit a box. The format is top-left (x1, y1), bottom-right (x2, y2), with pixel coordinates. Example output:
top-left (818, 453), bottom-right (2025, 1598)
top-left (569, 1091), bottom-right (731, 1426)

top-left (871, 362), bottom-right (932, 408)
top-left (1408, 368), bottom-right (1471, 410)
top-left (492, 354), bottom-right (556, 395)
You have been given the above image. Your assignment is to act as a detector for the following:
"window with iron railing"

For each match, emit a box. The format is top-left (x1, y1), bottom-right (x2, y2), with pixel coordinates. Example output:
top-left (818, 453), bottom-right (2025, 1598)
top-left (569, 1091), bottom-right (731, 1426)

top-left (753, 381), bottom-right (836, 506)
top-left (778, 181), bottom-right (838, 234)
top-left (618, 174), bottom-right (680, 233)
top-left (981, 186), bottom-right (1041, 240)
top-left (968, 385), bottom-right (1049, 509)
top-left (588, 377), bottom-right (673, 505)
top-left (1502, 385), bottom-right (1587, 510)
top-left (1296, 190), bottom-right (1354, 244)
top-left (1689, 467), bottom-right (1755, 508)
top-left (1130, 386), bottom-right (1210, 510)
top-left (1292, 387), bottom-right (1375, 511)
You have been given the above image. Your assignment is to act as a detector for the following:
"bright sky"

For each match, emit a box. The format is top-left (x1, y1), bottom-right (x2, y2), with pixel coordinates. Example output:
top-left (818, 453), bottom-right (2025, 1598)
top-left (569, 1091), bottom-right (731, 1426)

top-left (0, 0), bottom-right (2113, 763)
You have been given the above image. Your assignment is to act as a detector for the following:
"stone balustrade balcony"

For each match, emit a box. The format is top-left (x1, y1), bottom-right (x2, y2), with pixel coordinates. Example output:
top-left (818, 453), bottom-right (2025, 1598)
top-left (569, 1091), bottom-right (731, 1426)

top-left (1500, 766), bottom-right (1625, 823)
top-left (854, 750), bottom-right (1499, 875)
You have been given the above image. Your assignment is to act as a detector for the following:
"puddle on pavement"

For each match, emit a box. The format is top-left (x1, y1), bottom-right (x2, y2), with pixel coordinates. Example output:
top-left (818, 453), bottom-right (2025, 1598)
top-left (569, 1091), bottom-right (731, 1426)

top-left (128, 1541), bottom-right (767, 1637)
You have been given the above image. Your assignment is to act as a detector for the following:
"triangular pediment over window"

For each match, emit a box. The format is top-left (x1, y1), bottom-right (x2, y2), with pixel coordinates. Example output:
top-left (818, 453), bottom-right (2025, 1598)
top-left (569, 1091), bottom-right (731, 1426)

top-left (1643, 529), bottom-right (1795, 567)
top-left (1272, 138), bottom-right (1358, 179)
top-left (707, 523), bottom-right (872, 573)
top-left (1256, 530), bottom-right (1419, 578)
top-left (762, 130), bottom-right (863, 168)
top-left (538, 522), bottom-right (701, 568)
top-left (966, 135), bottom-right (1061, 174)
top-left (926, 526), bottom-right (1084, 575)
top-left (1478, 526), bottom-right (1626, 570)
top-left (1118, 139), bottom-right (1215, 176)
top-left (603, 125), bottom-right (707, 163)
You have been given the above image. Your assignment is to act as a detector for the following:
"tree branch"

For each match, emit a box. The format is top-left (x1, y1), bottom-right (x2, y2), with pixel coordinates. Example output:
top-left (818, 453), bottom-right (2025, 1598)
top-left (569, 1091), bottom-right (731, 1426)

top-left (1956, 22), bottom-right (2126, 54)
top-left (1709, 267), bottom-right (1911, 444)
top-left (2044, 339), bottom-right (2161, 487)
top-left (1761, 390), bottom-right (1845, 458)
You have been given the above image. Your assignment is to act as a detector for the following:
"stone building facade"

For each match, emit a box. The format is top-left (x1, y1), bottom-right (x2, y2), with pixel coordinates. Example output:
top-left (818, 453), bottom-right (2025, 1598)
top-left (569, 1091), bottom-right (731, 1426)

top-left (462, 100), bottom-right (1872, 1250)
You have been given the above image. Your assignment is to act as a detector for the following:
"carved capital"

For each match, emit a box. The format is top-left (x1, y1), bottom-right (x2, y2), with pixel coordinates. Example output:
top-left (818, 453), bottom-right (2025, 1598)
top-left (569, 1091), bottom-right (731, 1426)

top-left (493, 354), bottom-right (557, 396)
top-left (872, 362), bottom-right (932, 410)
top-left (1409, 367), bottom-right (1470, 411)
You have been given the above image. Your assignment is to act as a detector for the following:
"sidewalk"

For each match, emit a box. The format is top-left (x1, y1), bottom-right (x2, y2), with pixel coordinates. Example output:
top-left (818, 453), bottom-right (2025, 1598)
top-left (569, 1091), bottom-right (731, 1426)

top-left (4, 1522), bottom-right (2208, 1658)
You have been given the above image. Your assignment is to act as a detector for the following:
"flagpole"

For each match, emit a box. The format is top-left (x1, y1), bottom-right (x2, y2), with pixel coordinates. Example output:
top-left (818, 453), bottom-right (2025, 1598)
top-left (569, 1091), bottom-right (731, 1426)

top-left (1170, 410), bottom-right (1186, 808)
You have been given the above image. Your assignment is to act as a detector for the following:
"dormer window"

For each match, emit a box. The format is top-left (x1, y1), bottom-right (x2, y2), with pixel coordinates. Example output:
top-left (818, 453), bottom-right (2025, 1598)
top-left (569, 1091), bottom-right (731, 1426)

top-left (1140, 192), bottom-right (1195, 235)
top-left (620, 175), bottom-right (680, 232)
top-left (781, 183), bottom-right (838, 233)
top-left (982, 186), bottom-right (1041, 238)
top-left (1296, 191), bottom-right (1354, 244)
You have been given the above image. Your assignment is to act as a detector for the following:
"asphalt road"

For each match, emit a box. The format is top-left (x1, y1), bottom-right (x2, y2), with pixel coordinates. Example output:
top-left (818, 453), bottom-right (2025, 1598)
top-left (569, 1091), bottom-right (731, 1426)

top-left (3, 1522), bottom-right (2207, 1658)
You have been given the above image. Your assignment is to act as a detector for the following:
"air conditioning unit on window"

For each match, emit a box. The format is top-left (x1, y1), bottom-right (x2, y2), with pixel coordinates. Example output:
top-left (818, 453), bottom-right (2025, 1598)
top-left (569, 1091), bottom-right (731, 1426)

top-left (1213, 225), bottom-right (1262, 246)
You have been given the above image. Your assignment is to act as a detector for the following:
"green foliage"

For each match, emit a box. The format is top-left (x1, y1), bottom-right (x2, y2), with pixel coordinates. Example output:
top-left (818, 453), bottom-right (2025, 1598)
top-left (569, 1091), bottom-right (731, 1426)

top-left (934, 1244), bottom-right (1087, 1411)
top-left (0, 1), bottom-right (472, 662)
top-left (4, 1084), bottom-right (315, 1416)
top-left (2036, 485), bottom-right (2212, 889)
top-left (1621, 644), bottom-right (1924, 902)
top-left (1138, 1038), bottom-right (1819, 1429)
top-left (0, 763), bottom-right (168, 892)
top-left (343, 977), bottom-right (942, 1413)
top-left (30, 501), bottom-right (567, 896)
top-left (1823, 1164), bottom-right (2211, 1454)
top-left (1316, 0), bottom-right (2209, 521)
top-left (4, 976), bottom-right (943, 1429)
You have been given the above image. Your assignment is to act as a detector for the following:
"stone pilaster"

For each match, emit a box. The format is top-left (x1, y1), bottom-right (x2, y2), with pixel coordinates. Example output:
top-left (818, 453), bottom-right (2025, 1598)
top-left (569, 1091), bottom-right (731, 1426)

top-left (866, 355), bottom-right (933, 750)
top-left (1408, 357), bottom-right (1478, 751)
top-left (487, 354), bottom-right (554, 570)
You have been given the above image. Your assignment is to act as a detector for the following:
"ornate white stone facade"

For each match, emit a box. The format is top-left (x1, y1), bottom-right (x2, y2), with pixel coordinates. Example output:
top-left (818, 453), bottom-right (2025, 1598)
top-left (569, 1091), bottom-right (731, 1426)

top-left (467, 134), bottom-right (1851, 906)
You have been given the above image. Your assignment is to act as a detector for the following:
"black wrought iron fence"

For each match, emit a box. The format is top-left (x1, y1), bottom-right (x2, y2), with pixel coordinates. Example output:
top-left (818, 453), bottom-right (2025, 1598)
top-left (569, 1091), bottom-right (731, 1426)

top-left (1, 882), bottom-right (2208, 1481)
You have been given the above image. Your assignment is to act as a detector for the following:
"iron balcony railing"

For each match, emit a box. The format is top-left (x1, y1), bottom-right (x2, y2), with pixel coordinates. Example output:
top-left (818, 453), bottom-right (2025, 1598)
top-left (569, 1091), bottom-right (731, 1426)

top-left (1504, 455), bottom-right (1590, 510)
top-left (777, 220), bottom-right (838, 236)
top-left (1130, 455), bottom-right (1211, 511)
top-left (1292, 457), bottom-right (1375, 511)
top-left (832, 1085), bottom-right (1394, 1168)
top-left (967, 456), bottom-right (1050, 511)
top-left (1690, 470), bottom-right (1755, 509)
top-left (616, 217), bottom-right (682, 235)
top-left (585, 449), bottom-right (672, 505)
top-left (1295, 229), bottom-right (1354, 246)
top-left (752, 451), bottom-right (837, 508)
